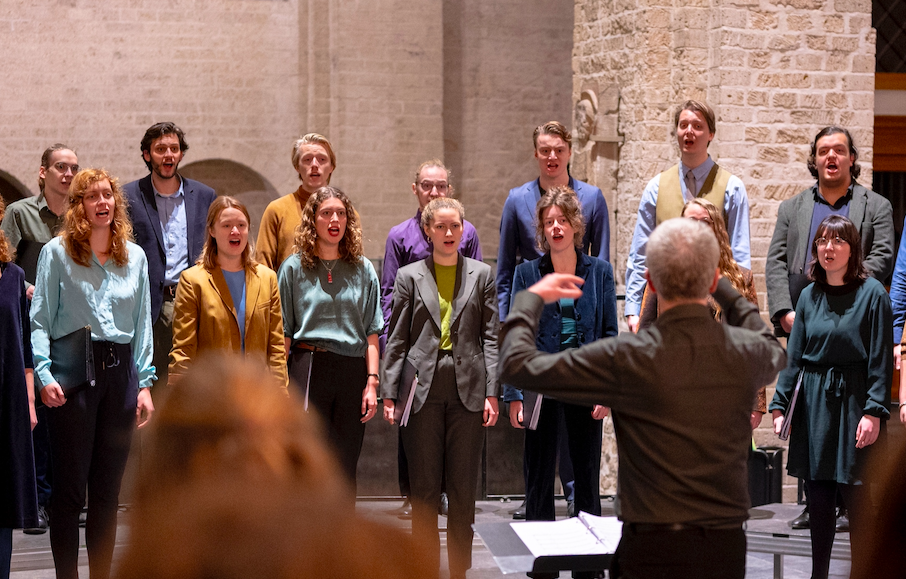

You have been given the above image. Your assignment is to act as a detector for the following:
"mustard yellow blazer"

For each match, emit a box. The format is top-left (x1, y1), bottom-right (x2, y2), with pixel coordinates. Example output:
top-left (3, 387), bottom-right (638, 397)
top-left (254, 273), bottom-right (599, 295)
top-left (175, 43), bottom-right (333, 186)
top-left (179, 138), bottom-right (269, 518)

top-left (170, 263), bottom-right (288, 388)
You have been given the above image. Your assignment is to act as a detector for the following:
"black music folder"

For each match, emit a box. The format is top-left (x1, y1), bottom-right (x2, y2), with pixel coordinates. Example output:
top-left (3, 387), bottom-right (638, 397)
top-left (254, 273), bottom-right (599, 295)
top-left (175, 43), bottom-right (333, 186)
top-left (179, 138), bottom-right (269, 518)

top-left (50, 325), bottom-right (95, 394)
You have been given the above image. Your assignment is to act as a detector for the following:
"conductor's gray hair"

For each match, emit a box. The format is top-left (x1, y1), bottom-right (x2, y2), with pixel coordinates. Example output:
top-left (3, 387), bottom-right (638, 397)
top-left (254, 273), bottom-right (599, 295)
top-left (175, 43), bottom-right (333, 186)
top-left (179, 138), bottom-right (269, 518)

top-left (646, 218), bottom-right (719, 302)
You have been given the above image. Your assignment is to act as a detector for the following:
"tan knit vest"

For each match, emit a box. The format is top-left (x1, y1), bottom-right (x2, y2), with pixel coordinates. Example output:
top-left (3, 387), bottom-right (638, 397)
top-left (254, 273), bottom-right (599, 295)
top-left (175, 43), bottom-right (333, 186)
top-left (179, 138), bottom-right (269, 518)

top-left (655, 163), bottom-right (731, 225)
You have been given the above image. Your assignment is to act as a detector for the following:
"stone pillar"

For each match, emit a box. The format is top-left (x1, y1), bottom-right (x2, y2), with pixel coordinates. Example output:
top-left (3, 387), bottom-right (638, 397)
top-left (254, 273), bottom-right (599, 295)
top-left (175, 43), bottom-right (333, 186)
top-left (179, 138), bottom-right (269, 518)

top-left (574, 0), bottom-right (876, 502)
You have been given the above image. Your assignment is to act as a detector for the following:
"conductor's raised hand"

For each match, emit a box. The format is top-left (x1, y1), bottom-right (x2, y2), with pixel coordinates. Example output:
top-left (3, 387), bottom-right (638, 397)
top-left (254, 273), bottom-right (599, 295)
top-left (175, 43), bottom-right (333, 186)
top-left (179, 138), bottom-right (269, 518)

top-left (528, 273), bottom-right (584, 304)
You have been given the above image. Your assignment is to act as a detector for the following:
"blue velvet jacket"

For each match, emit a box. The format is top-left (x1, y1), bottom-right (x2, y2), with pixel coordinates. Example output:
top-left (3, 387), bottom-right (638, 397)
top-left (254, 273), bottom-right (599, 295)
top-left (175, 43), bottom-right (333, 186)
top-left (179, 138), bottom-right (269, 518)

top-left (502, 249), bottom-right (619, 402)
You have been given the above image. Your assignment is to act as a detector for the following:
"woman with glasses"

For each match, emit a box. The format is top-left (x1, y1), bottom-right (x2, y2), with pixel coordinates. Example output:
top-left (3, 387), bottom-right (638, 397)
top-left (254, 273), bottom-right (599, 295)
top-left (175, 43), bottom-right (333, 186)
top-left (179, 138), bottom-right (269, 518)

top-left (278, 186), bottom-right (382, 489)
top-left (639, 198), bottom-right (765, 427)
top-left (770, 215), bottom-right (892, 579)
top-left (169, 196), bottom-right (287, 389)
top-left (30, 169), bottom-right (155, 579)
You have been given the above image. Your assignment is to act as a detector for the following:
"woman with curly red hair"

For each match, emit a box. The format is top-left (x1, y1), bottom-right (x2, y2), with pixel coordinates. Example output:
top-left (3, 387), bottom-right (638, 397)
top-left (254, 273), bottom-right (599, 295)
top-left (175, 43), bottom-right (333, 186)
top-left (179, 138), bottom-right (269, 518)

top-left (30, 168), bottom-right (155, 579)
top-left (277, 186), bottom-right (382, 489)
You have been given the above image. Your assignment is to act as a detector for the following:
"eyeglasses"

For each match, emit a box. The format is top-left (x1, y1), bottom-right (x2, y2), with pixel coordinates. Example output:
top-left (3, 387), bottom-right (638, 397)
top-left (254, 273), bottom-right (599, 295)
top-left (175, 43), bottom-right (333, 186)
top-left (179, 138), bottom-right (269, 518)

top-left (52, 162), bottom-right (80, 175)
top-left (815, 236), bottom-right (849, 248)
top-left (418, 181), bottom-right (448, 193)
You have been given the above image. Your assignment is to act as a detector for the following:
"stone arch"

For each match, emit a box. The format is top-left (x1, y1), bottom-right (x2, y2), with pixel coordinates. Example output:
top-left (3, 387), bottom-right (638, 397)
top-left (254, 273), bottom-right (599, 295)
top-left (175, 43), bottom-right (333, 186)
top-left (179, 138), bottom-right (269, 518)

top-left (179, 159), bottom-right (280, 241)
top-left (0, 170), bottom-right (34, 207)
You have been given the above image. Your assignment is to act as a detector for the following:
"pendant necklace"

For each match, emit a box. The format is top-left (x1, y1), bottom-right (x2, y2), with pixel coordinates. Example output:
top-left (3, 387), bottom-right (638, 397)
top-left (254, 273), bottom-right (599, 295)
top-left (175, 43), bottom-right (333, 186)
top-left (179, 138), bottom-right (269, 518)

top-left (321, 258), bottom-right (338, 283)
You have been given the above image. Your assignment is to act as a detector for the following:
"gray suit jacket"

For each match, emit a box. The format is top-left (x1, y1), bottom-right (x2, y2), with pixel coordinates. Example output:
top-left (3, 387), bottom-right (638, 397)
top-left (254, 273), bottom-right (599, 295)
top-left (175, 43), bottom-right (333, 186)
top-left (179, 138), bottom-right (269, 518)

top-left (382, 255), bottom-right (499, 414)
top-left (765, 182), bottom-right (894, 326)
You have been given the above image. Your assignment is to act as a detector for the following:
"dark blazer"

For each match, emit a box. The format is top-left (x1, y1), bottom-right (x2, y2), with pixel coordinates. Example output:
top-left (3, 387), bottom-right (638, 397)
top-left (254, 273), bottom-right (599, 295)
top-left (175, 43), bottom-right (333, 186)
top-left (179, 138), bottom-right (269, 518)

top-left (503, 249), bottom-right (619, 402)
top-left (495, 177), bottom-right (609, 319)
top-left (382, 255), bottom-right (498, 414)
top-left (124, 175), bottom-right (216, 323)
top-left (765, 183), bottom-right (894, 328)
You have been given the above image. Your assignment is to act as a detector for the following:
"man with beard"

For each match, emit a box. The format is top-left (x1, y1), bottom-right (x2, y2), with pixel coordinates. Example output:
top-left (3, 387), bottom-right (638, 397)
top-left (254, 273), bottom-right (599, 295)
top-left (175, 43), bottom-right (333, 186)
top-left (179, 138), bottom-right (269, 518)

top-left (2, 144), bottom-right (80, 534)
top-left (125, 122), bottom-right (216, 392)
top-left (624, 100), bottom-right (750, 334)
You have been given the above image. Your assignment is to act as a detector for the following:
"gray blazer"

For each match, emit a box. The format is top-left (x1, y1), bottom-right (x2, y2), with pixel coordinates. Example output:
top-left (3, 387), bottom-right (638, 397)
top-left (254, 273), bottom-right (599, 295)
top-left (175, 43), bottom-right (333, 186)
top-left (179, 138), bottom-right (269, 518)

top-left (765, 183), bottom-right (894, 325)
top-left (382, 255), bottom-right (499, 414)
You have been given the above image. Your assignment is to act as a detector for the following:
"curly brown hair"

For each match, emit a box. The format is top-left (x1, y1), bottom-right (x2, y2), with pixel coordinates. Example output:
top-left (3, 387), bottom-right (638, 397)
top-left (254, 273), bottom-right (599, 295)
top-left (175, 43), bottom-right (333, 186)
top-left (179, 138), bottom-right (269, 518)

top-left (0, 198), bottom-right (14, 263)
top-left (534, 186), bottom-right (585, 253)
top-left (62, 169), bottom-right (133, 268)
top-left (293, 186), bottom-right (363, 269)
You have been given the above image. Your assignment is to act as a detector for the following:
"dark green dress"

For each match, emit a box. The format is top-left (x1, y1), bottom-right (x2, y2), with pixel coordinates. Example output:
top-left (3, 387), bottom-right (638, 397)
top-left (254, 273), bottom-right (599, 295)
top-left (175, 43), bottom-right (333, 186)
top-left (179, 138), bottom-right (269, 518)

top-left (769, 277), bottom-right (892, 484)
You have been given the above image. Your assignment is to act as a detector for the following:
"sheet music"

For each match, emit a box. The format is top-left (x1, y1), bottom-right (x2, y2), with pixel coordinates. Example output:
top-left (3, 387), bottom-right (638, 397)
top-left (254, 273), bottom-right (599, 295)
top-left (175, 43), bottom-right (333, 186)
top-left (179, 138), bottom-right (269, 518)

top-left (400, 373), bottom-right (418, 427)
top-left (510, 517), bottom-right (615, 557)
top-left (779, 371), bottom-right (802, 441)
top-left (577, 512), bottom-right (623, 553)
top-left (528, 393), bottom-right (543, 430)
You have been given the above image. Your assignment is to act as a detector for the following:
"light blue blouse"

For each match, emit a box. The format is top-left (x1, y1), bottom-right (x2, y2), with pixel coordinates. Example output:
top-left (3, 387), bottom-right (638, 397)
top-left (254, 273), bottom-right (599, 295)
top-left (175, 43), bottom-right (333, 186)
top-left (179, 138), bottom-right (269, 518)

top-left (30, 237), bottom-right (156, 389)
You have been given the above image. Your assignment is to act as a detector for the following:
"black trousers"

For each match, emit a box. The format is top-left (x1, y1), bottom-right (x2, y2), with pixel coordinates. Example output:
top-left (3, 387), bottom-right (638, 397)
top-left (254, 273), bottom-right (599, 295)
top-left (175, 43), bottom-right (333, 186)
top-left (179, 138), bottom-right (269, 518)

top-left (610, 524), bottom-right (746, 579)
top-left (46, 342), bottom-right (137, 579)
top-left (32, 405), bottom-right (53, 507)
top-left (290, 349), bottom-right (367, 488)
top-left (402, 351), bottom-right (484, 578)
top-left (525, 399), bottom-right (602, 521)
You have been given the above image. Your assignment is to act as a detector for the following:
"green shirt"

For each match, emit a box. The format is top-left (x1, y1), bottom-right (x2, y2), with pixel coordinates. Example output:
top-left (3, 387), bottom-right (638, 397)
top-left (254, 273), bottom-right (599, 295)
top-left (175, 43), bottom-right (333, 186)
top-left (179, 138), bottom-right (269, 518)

top-left (435, 263), bottom-right (456, 351)
top-left (0, 193), bottom-right (65, 286)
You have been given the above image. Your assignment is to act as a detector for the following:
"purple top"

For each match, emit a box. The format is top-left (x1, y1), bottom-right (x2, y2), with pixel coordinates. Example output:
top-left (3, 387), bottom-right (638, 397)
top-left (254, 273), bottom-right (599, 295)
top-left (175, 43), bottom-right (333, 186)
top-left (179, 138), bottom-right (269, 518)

top-left (380, 210), bottom-right (483, 335)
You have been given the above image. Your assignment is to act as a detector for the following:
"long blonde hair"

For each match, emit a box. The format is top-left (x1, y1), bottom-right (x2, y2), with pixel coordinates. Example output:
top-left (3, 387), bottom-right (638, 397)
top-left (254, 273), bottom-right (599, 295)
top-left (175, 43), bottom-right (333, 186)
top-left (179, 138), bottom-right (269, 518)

top-left (682, 198), bottom-right (747, 296)
top-left (62, 169), bottom-right (132, 267)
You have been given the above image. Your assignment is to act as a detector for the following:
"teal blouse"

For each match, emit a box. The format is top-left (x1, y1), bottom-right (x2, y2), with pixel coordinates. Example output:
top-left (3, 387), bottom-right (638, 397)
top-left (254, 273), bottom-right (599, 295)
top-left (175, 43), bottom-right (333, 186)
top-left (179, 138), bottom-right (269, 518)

top-left (278, 254), bottom-right (383, 358)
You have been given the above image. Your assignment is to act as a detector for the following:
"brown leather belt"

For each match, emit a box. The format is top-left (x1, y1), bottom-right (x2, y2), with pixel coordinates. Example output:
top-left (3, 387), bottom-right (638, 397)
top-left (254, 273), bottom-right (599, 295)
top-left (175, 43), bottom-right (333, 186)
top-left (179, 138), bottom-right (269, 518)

top-left (293, 342), bottom-right (328, 353)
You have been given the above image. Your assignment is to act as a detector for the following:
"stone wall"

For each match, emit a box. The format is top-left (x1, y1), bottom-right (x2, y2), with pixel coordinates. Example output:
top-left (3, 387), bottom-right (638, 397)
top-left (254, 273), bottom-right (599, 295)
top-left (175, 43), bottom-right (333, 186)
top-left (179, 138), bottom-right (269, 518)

top-left (0, 0), bottom-right (577, 497)
top-left (573, 0), bottom-right (876, 501)
top-left (0, 0), bottom-right (573, 260)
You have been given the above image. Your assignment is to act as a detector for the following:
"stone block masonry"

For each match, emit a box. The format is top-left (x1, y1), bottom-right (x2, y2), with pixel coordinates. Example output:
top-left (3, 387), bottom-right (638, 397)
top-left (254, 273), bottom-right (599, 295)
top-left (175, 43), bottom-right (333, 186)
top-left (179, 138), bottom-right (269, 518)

top-left (573, 0), bottom-right (875, 500)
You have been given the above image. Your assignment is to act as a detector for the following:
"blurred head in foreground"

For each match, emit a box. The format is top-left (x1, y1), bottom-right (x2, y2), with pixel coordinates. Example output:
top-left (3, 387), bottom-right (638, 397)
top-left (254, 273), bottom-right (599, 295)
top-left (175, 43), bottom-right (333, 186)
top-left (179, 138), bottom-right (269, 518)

top-left (116, 354), bottom-right (434, 579)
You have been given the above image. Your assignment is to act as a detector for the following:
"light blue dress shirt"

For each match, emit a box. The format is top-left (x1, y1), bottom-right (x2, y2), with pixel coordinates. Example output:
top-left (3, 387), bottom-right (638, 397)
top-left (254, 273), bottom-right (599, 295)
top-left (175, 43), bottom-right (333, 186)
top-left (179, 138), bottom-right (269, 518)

top-left (30, 237), bottom-right (156, 389)
top-left (154, 179), bottom-right (188, 287)
top-left (624, 156), bottom-right (751, 316)
top-left (222, 268), bottom-right (247, 351)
